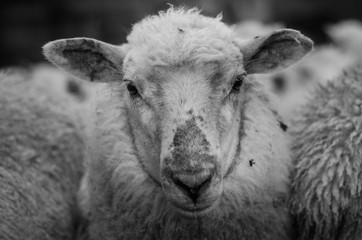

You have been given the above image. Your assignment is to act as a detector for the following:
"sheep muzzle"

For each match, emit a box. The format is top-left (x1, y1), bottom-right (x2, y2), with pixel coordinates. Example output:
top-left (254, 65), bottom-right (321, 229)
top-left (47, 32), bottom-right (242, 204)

top-left (161, 163), bottom-right (222, 216)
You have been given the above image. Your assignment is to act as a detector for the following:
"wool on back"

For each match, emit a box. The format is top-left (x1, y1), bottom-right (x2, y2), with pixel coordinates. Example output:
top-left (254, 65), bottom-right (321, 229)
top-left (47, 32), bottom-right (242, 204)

top-left (290, 63), bottom-right (362, 240)
top-left (0, 68), bottom-right (85, 240)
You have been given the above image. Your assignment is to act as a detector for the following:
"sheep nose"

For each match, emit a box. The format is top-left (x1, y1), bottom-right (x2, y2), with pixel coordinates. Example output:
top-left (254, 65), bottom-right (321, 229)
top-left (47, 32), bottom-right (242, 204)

top-left (171, 172), bottom-right (213, 204)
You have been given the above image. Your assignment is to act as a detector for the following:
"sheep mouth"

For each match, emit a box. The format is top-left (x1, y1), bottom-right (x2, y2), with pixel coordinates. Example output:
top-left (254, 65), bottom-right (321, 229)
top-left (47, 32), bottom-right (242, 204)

top-left (171, 200), bottom-right (217, 217)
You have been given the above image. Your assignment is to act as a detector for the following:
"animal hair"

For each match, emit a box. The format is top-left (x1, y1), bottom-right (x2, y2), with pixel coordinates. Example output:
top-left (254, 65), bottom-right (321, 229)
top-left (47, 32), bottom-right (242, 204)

top-left (0, 66), bottom-right (85, 240)
top-left (290, 63), bottom-right (362, 240)
top-left (43, 6), bottom-right (314, 240)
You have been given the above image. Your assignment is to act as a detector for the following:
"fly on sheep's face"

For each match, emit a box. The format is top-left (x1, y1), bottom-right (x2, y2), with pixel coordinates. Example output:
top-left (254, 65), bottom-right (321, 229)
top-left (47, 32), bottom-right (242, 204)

top-left (43, 8), bottom-right (313, 218)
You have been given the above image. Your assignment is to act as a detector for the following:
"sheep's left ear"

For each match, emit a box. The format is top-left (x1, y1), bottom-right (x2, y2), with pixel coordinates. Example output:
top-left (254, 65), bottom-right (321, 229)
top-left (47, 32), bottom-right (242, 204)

top-left (236, 29), bottom-right (314, 74)
top-left (43, 38), bottom-right (127, 82)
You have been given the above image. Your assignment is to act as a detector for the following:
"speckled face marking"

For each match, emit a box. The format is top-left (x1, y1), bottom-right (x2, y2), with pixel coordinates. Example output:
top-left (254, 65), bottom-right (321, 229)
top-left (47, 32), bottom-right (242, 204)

top-left (144, 65), bottom-right (232, 215)
top-left (161, 110), bottom-right (223, 214)
top-left (165, 117), bottom-right (215, 173)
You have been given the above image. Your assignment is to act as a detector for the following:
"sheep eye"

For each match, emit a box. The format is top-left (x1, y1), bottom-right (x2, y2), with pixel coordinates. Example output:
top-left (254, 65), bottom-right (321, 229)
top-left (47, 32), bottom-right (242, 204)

top-left (126, 82), bottom-right (139, 97)
top-left (232, 74), bottom-right (245, 91)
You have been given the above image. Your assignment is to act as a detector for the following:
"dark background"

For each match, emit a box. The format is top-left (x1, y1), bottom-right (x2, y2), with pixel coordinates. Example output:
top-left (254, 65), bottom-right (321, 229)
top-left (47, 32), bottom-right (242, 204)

top-left (1, 0), bottom-right (361, 68)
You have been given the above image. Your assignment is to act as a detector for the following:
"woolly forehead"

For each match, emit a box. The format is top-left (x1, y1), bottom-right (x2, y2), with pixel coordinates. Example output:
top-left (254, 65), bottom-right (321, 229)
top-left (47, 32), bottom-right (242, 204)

top-left (123, 47), bottom-right (243, 85)
top-left (124, 9), bottom-right (242, 70)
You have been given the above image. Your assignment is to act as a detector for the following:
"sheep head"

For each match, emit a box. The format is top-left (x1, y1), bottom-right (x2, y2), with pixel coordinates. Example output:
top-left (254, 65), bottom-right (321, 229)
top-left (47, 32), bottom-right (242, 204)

top-left (43, 9), bottom-right (313, 217)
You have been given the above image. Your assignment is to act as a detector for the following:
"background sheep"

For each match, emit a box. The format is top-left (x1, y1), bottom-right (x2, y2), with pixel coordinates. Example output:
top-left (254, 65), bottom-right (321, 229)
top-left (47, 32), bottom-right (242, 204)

top-left (233, 20), bottom-right (362, 124)
top-left (268, 46), bottom-right (355, 123)
top-left (264, 20), bottom-right (362, 123)
top-left (31, 64), bottom-right (89, 102)
top-left (326, 20), bottom-right (362, 57)
top-left (44, 7), bottom-right (313, 240)
top-left (290, 63), bottom-right (362, 240)
top-left (0, 66), bottom-right (86, 240)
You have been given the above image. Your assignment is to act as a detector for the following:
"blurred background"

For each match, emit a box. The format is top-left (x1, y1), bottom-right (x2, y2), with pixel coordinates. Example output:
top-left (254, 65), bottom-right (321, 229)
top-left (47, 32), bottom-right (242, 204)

top-left (1, 0), bottom-right (362, 68)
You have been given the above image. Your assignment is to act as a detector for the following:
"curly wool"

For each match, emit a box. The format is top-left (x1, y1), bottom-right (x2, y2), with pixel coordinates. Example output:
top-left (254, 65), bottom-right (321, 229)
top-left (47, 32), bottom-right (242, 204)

top-left (0, 67), bottom-right (85, 240)
top-left (75, 7), bottom-right (293, 240)
top-left (290, 63), bottom-right (362, 240)
top-left (272, 45), bottom-right (355, 123)
top-left (124, 7), bottom-right (241, 68)
top-left (79, 82), bottom-right (292, 240)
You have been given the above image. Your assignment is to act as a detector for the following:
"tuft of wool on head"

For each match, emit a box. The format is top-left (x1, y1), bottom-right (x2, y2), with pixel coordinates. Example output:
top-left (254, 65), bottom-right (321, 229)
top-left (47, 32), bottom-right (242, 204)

top-left (124, 7), bottom-right (240, 68)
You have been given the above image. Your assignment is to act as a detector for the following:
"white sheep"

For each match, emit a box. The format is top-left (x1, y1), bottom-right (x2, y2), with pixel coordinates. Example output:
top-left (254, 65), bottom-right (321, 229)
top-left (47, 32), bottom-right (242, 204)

top-left (326, 20), bottom-right (362, 56)
top-left (31, 64), bottom-right (89, 101)
top-left (43, 7), bottom-right (313, 240)
top-left (268, 45), bottom-right (355, 123)
top-left (261, 20), bottom-right (362, 123)
top-left (290, 63), bottom-right (362, 240)
top-left (0, 67), bottom-right (85, 240)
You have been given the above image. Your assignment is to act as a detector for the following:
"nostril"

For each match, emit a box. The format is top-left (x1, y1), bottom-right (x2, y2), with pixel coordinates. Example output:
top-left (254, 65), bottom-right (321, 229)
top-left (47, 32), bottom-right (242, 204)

top-left (171, 173), bottom-right (213, 204)
top-left (273, 75), bottom-right (286, 92)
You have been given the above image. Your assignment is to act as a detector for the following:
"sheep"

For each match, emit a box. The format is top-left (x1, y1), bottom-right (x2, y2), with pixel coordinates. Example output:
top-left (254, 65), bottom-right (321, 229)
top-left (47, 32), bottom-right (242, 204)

top-left (43, 7), bottom-right (313, 240)
top-left (290, 63), bottom-right (362, 240)
top-left (261, 20), bottom-right (362, 123)
top-left (326, 20), bottom-right (362, 57)
top-left (31, 64), bottom-right (89, 102)
top-left (0, 66), bottom-right (85, 240)
top-left (268, 45), bottom-right (355, 123)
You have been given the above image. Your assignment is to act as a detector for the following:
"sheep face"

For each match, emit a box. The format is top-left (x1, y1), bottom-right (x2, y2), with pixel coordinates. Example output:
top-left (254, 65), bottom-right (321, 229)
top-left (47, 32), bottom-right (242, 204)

top-left (43, 8), bottom-right (313, 217)
top-left (121, 59), bottom-right (247, 215)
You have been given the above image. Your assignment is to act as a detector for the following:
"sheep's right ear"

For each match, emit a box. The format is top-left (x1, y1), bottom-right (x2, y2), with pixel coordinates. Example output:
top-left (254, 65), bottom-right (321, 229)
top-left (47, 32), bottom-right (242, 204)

top-left (235, 29), bottom-right (314, 74)
top-left (43, 38), bottom-right (127, 82)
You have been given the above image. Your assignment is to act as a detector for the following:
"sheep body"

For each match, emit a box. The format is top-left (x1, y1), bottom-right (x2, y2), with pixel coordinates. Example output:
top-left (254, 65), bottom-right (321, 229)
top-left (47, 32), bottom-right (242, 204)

top-left (290, 63), bottom-right (362, 240)
top-left (0, 67), bottom-right (85, 240)
top-left (271, 45), bottom-right (355, 123)
top-left (75, 9), bottom-right (293, 240)
top-left (43, 7), bottom-right (314, 240)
